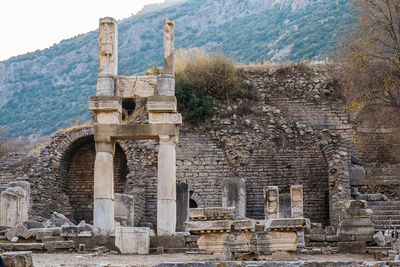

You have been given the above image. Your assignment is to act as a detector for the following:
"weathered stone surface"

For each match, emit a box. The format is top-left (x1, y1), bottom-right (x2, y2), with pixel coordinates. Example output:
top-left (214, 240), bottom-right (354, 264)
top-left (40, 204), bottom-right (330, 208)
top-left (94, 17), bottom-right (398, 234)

top-left (264, 186), bottom-right (279, 220)
top-left (163, 18), bottom-right (175, 75)
top-left (147, 96), bottom-right (177, 112)
top-left (231, 220), bottom-right (255, 232)
top-left (176, 181), bottom-right (189, 232)
top-left (268, 231), bottom-right (298, 252)
top-left (61, 225), bottom-right (79, 237)
top-left (271, 251), bottom-right (297, 261)
top-left (149, 112), bottom-right (182, 125)
top-left (0, 185), bottom-right (29, 227)
top-left (44, 240), bottom-right (75, 252)
top-left (222, 178), bottom-right (246, 219)
top-left (6, 223), bottom-right (31, 240)
top-left (22, 221), bottom-right (45, 229)
top-left (308, 233), bottom-right (325, 242)
top-left (114, 227), bottom-right (150, 254)
top-left (185, 220), bottom-right (231, 233)
top-left (197, 233), bottom-right (229, 253)
top-left (265, 218), bottom-right (310, 232)
top-left (157, 74), bottom-right (175, 96)
top-left (116, 76), bottom-right (156, 98)
top-left (12, 243), bottom-right (44, 251)
top-left (189, 207), bottom-right (235, 221)
top-left (115, 193), bottom-right (134, 227)
top-left (338, 241), bottom-right (366, 253)
top-left (290, 185), bottom-right (303, 218)
top-left (373, 231), bottom-right (386, 247)
top-left (150, 236), bottom-right (185, 249)
top-left (1, 251), bottom-right (33, 267)
top-left (34, 228), bottom-right (53, 240)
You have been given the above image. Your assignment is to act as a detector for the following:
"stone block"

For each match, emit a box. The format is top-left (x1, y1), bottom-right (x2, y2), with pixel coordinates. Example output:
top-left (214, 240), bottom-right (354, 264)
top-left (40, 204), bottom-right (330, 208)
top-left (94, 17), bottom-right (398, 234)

top-left (374, 231), bottom-right (386, 247)
top-left (61, 225), bottom-right (79, 237)
top-left (44, 240), bottom-right (75, 252)
top-left (149, 112), bottom-right (182, 124)
top-left (12, 243), bottom-right (44, 251)
top-left (185, 220), bottom-right (231, 233)
top-left (349, 165), bottom-right (366, 186)
top-left (114, 227), bottom-right (150, 254)
top-left (204, 207), bottom-right (235, 219)
top-left (1, 251), bottom-right (33, 267)
top-left (271, 251), bottom-right (297, 261)
top-left (349, 200), bottom-right (368, 209)
top-left (268, 231), bottom-right (298, 252)
top-left (35, 228), bottom-right (53, 240)
top-left (157, 199), bottom-right (176, 236)
top-left (6, 223), bottom-right (31, 240)
top-left (41, 236), bottom-right (65, 242)
top-left (115, 76), bottom-right (156, 98)
top-left (115, 193), bottom-right (134, 227)
top-left (147, 96), bottom-right (177, 112)
top-left (150, 236), bottom-right (185, 249)
top-left (308, 233), bottom-right (326, 242)
top-left (189, 208), bottom-right (205, 220)
top-left (222, 178), bottom-right (246, 219)
top-left (325, 226), bottom-right (335, 235)
top-left (338, 241), bottom-right (366, 253)
top-left (176, 181), bottom-right (189, 232)
top-left (197, 233), bottom-right (229, 253)
top-left (226, 232), bottom-right (253, 253)
top-left (326, 235), bottom-right (339, 242)
top-left (265, 218), bottom-right (310, 231)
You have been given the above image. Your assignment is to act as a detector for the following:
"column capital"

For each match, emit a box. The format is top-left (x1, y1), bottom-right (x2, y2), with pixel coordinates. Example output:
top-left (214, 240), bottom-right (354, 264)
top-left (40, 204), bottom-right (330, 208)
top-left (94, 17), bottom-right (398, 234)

top-left (95, 142), bottom-right (115, 155)
top-left (158, 135), bottom-right (178, 145)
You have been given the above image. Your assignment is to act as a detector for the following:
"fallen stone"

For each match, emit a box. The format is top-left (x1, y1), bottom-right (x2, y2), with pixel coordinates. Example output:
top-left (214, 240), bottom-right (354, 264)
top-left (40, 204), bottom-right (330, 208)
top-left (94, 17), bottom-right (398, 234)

top-left (115, 227), bottom-right (150, 255)
top-left (308, 233), bottom-right (325, 242)
top-left (45, 240), bottom-right (75, 252)
top-left (77, 220), bottom-right (86, 231)
top-left (41, 236), bottom-right (65, 242)
top-left (50, 211), bottom-right (74, 227)
top-left (311, 248), bottom-right (322, 255)
top-left (374, 231), bottom-right (386, 247)
top-left (6, 223), bottom-right (32, 240)
top-left (150, 236), bottom-right (185, 249)
top-left (326, 235), bottom-right (339, 242)
top-left (35, 228), bottom-right (53, 240)
top-left (1, 251), bottom-right (33, 267)
top-left (77, 231), bottom-right (93, 237)
top-left (338, 241), bottom-right (366, 253)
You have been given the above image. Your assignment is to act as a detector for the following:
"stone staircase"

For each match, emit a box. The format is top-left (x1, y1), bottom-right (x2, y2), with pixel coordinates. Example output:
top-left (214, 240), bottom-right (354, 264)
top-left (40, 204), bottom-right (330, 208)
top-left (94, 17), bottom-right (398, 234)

top-left (368, 201), bottom-right (400, 231)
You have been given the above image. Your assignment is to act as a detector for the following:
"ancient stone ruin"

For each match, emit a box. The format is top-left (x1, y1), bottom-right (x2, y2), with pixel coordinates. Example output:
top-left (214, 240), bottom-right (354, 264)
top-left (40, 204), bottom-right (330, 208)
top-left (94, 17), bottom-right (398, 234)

top-left (2, 16), bottom-right (400, 266)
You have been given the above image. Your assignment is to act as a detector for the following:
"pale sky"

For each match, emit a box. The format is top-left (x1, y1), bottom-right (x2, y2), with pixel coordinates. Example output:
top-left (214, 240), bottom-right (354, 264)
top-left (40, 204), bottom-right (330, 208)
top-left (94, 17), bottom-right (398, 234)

top-left (0, 0), bottom-right (163, 61)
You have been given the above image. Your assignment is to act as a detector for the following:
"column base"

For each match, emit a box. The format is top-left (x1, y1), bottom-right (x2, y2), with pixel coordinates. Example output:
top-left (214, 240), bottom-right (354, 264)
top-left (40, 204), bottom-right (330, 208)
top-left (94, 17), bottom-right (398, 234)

top-left (94, 198), bottom-right (115, 235)
top-left (157, 199), bottom-right (176, 236)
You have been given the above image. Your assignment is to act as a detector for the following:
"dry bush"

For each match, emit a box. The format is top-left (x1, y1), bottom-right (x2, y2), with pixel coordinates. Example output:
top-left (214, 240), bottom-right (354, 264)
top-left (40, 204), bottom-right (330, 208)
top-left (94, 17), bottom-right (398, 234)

top-left (274, 61), bottom-right (313, 76)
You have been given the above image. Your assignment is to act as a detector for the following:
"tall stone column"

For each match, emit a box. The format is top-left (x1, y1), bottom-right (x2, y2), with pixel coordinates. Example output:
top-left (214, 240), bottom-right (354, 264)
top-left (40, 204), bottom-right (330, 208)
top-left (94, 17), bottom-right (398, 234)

top-left (157, 18), bottom-right (175, 96)
top-left (157, 135), bottom-right (177, 236)
top-left (97, 17), bottom-right (118, 96)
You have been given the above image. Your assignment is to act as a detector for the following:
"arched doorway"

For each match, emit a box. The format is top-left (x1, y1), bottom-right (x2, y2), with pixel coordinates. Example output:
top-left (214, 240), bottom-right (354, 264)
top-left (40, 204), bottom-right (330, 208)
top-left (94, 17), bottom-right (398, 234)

top-left (61, 135), bottom-right (129, 223)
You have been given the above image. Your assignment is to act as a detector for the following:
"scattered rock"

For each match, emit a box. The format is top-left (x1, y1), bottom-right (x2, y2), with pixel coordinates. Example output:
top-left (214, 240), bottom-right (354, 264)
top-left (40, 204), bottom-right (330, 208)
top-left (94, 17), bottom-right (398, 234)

top-left (5, 223), bottom-right (31, 241)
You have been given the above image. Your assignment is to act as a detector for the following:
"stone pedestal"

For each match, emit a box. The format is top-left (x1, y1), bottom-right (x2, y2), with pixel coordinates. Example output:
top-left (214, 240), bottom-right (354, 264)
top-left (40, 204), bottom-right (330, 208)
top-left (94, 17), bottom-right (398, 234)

top-left (222, 178), bottom-right (246, 218)
top-left (115, 227), bottom-right (150, 254)
top-left (157, 135), bottom-right (177, 236)
top-left (0, 183), bottom-right (29, 227)
top-left (290, 185), bottom-right (303, 218)
top-left (264, 186), bottom-right (279, 219)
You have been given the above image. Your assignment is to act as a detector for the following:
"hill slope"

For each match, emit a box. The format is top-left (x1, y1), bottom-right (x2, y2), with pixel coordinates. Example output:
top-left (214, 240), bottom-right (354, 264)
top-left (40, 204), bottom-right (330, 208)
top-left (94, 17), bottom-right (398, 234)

top-left (0, 0), bottom-right (354, 137)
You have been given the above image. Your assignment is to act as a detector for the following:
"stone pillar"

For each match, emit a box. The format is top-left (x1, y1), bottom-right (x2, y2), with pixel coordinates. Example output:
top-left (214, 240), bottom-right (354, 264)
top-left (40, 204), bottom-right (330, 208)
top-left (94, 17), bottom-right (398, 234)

top-left (97, 17), bottom-right (118, 96)
top-left (222, 178), bottom-right (246, 218)
top-left (176, 181), bottom-right (189, 232)
top-left (264, 186), bottom-right (279, 220)
top-left (157, 18), bottom-right (175, 96)
top-left (290, 185), bottom-right (303, 218)
top-left (93, 142), bottom-right (115, 234)
top-left (157, 135), bottom-right (177, 236)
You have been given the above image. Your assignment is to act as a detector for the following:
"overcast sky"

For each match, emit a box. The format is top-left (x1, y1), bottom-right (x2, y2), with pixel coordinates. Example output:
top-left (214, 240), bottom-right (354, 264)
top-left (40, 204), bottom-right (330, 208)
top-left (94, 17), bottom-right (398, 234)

top-left (0, 0), bottom-right (163, 61)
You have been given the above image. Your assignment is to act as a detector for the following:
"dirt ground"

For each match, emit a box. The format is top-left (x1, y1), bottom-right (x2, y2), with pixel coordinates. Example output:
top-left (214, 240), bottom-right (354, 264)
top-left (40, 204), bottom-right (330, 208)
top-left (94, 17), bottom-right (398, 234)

top-left (32, 252), bottom-right (379, 267)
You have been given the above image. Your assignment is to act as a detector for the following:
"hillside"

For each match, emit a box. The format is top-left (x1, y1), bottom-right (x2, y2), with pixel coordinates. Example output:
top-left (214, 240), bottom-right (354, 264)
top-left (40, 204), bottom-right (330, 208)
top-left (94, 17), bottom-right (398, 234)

top-left (0, 0), bottom-right (354, 137)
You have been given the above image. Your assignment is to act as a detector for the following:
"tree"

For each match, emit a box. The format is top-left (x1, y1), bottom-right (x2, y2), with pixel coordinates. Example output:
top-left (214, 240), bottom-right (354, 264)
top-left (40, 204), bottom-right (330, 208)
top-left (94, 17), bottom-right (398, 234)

top-left (336, 0), bottom-right (400, 162)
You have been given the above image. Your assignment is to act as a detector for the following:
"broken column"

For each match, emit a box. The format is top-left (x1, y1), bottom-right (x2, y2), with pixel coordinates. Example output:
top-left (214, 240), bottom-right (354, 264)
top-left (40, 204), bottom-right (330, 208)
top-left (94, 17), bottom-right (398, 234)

top-left (97, 17), bottom-right (118, 96)
top-left (89, 17), bottom-right (121, 234)
top-left (264, 186), bottom-right (279, 220)
top-left (157, 135), bottom-right (177, 236)
top-left (290, 185), bottom-right (303, 218)
top-left (157, 18), bottom-right (175, 96)
top-left (222, 178), bottom-right (246, 218)
top-left (0, 182), bottom-right (30, 227)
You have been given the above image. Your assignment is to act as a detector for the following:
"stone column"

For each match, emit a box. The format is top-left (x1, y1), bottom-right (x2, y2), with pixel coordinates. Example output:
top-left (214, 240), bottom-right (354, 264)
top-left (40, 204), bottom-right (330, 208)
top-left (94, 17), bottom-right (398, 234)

top-left (264, 186), bottom-right (279, 220)
top-left (94, 141), bottom-right (115, 234)
top-left (157, 18), bottom-right (175, 96)
top-left (222, 178), bottom-right (246, 218)
top-left (290, 185), bottom-right (303, 218)
top-left (97, 17), bottom-right (118, 96)
top-left (157, 135), bottom-right (177, 236)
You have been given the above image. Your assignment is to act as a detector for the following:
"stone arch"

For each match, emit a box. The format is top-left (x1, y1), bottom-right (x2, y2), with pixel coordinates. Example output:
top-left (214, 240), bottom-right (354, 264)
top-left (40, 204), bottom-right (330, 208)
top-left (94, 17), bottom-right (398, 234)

top-left (36, 126), bottom-right (132, 223)
top-left (189, 191), bottom-right (204, 208)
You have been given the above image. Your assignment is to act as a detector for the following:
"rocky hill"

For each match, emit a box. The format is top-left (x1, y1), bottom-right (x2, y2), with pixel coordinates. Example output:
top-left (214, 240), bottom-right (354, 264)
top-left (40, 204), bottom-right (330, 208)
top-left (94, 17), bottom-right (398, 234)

top-left (0, 0), bottom-right (354, 137)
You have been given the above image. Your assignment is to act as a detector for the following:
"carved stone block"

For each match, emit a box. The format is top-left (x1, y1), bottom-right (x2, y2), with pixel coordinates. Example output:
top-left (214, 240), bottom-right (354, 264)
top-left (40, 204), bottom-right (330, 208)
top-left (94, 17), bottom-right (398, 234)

top-left (264, 186), bottom-right (279, 220)
top-left (290, 185), bottom-right (303, 218)
top-left (115, 76), bottom-right (156, 98)
top-left (149, 112), bottom-right (182, 124)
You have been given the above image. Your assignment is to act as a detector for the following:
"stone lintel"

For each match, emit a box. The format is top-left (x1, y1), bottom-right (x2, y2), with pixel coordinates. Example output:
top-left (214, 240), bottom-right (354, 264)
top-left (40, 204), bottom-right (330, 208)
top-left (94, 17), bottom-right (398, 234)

top-left (189, 207), bottom-right (235, 221)
top-left (89, 96), bottom-right (122, 113)
top-left (115, 76), bottom-right (156, 98)
top-left (147, 96), bottom-right (177, 112)
top-left (94, 124), bottom-right (177, 143)
top-left (185, 220), bottom-right (231, 233)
